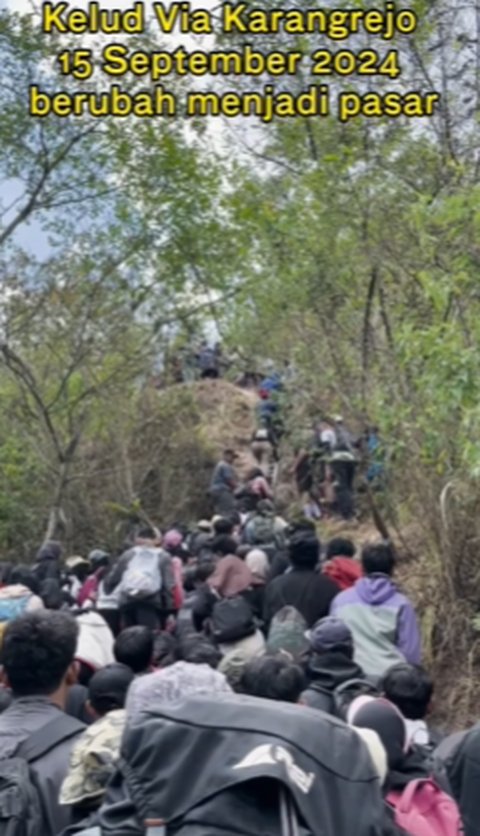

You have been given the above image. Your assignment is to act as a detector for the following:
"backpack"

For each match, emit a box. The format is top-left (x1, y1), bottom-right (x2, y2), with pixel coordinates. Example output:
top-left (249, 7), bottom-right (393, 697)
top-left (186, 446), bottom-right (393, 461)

top-left (211, 597), bottom-right (256, 644)
top-left (0, 714), bottom-right (84, 836)
top-left (333, 678), bottom-right (380, 720)
top-left (100, 693), bottom-right (387, 836)
top-left (0, 596), bottom-right (30, 624)
top-left (249, 514), bottom-right (278, 548)
top-left (266, 605), bottom-right (309, 661)
top-left (386, 778), bottom-right (462, 836)
top-left (119, 547), bottom-right (162, 602)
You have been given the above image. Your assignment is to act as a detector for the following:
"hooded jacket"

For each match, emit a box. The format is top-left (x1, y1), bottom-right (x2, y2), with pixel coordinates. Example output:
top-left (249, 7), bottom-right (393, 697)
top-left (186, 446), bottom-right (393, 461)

top-left (301, 650), bottom-right (366, 714)
top-left (323, 557), bottom-right (362, 591)
top-left (330, 574), bottom-right (421, 678)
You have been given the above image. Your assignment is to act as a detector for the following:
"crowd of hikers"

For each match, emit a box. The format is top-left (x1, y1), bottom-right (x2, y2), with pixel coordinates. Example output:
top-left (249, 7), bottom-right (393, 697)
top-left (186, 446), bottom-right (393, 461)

top-left (0, 450), bottom-right (477, 836)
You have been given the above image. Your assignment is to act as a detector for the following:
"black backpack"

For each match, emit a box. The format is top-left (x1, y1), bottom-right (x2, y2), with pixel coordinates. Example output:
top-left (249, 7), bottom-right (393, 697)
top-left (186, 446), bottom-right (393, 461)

top-left (98, 693), bottom-right (387, 836)
top-left (0, 714), bottom-right (84, 835)
top-left (211, 597), bottom-right (256, 644)
top-left (332, 678), bottom-right (380, 720)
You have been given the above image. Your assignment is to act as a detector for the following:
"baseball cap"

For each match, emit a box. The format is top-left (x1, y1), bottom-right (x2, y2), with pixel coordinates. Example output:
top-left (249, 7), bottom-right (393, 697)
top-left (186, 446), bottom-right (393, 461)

top-left (88, 664), bottom-right (134, 714)
top-left (65, 555), bottom-right (89, 570)
top-left (306, 616), bottom-right (353, 655)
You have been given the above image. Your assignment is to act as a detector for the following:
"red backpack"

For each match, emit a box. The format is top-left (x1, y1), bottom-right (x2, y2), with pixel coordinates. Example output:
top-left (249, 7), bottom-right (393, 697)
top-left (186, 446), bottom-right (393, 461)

top-left (387, 778), bottom-right (462, 836)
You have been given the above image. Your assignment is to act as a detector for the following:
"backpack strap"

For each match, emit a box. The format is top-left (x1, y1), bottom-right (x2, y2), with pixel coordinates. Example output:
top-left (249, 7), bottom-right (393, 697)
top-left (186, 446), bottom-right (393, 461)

top-left (393, 778), bottom-right (428, 813)
top-left (16, 713), bottom-right (84, 763)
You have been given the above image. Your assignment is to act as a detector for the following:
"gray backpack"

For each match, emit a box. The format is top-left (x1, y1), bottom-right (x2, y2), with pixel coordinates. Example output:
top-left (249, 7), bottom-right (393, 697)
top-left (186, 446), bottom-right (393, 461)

top-left (0, 714), bottom-right (84, 835)
top-left (120, 547), bottom-right (163, 602)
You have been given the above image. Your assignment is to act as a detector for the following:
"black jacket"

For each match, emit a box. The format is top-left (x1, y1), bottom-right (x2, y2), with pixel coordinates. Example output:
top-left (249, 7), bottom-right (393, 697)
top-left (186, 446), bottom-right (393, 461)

top-left (263, 568), bottom-right (339, 628)
top-left (436, 723), bottom-right (480, 836)
top-left (301, 651), bottom-right (365, 714)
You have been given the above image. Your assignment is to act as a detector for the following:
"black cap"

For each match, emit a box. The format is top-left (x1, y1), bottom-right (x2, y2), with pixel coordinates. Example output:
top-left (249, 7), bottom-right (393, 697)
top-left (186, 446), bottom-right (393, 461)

top-left (88, 664), bottom-right (134, 713)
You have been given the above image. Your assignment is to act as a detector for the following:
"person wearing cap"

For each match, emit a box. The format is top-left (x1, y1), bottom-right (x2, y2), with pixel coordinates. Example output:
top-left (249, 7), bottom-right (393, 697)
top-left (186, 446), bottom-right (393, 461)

top-left (209, 449), bottom-right (239, 515)
top-left (301, 616), bottom-right (367, 714)
top-left (64, 556), bottom-right (91, 604)
top-left (60, 663), bottom-right (134, 823)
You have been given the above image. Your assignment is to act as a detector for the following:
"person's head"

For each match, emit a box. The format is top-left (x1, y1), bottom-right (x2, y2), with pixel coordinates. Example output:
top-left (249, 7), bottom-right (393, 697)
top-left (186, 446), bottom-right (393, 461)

top-left (307, 616), bottom-right (354, 659)
top-left (288, 531), bottom-right (320, 570)
top-left (179, 636), bottom-right (222, 669)
top-left (247, 467), bottom-right (263, 480)
top-left (36, 540), bottom-right (62, 563)
top-left (212, 535), bottom-right (238, 558)
top-left (213, 517), bottom-right (235, 537)
top-left (195, 561), bottom-right (216, 584)
top-left (361, 543), bottom-right (395, 576)
top-left (87, 663), bottom-right (134, 719)
top-left (114, 627), bottom-right (154, 674)
top-left (348, 696), bottom-right (408, 769)
top-left (135, 526), bottom-right (161, 547)
top-left (246, 549), bottom-right (269, 581)
top-left (88, 549), bottom-right (110, 571)
top-left (9, 564), bottom-right (40, 595)
top-left (65, 556), bottom-right (91, 582)
top-left (381, 664), bottom-right (434, 721)
top-left (126, 661), bottom-right (231, 725)
top-left (326, 538), bottom-right (356, 560)
top-left (163, 530), bottom-right (183, 552)
top-left (223, 448), bottom-right (237, 464)
top-left (1, 611), bottom-right (78, 704)
top-left (240, 654), bottom-right (306, 703)
top-left (152, 632), bottom-right (178, 668)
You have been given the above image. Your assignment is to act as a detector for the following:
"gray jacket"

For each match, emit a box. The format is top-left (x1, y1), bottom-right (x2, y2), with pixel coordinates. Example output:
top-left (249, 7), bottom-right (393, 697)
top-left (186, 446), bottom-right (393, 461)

top-left (0, 696), bottom-right (85, 836)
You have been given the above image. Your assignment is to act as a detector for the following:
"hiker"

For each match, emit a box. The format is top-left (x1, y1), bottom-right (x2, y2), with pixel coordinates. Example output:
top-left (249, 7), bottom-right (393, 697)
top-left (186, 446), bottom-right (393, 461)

top-left (209, 449), bottom-right (239, 515)
top-left (348, 696), bottom-right (461, 836)
top-left (245, 548), bottom-right (269, 618)
top-left (0, 611), bottom-right (85, 836)
top-left (323, 537), bottom-right (362, 591)
top-left (251, 426), bottom-right (275, 474)
top-left (176, 562), bottom-right (216, 639)
top-left (301, 616), bottom-right (369, 715)
top-left (114, 626), bottom-right (154, 675)
top-left (0, 564), bottom-right (44, 628)
top-left (63, 557), bottom-right (91, 604)
top-left (333, 415), bottom-right (355, 452)
top-left (236, 467), bottom-right (273, 513)
top-left (60, 663), bottom-right (134, 825)
top-left (197, 340), bottom-right (220, 379)
top-left (330, 445), bottom-right (357, 520)
top-left (381, 663), bottom-right (441, 749)
top-left (178, 634), bottom-right (222, 669)
top-left (188, 519), bottom-right (213, 559)
top-left (242, 498), bottom-right (286, 559)
top-left (77, 550), bottom-right (110, 609)
top-left (331, 543), bottom-right (421, 679)
top-left (192, 536), bottom-right (253, 631)
top-left (152, 632), bottom-right (179, 668)
top-left (433, 722), bottom-right (480, 835)
top-left (32, 539), bottom-right (63, 584)
top-left (319, 419), bottom-right (337, 452)
top-left (263, 529), bottom-right (339, 628)
top-left (240, 653), bottom-right (306, 703)
top-left (103, 526), bottom-right (176, 631)
top-left (216, 595), bottom-right (266, 691)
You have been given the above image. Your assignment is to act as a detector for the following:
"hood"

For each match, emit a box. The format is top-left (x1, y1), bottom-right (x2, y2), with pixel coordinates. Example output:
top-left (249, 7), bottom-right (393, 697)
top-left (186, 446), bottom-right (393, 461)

top-left (307, 650), bottom-right (364, 691)
top-left (355, 574), bottom-right (397, 605)
top-left (323, 558), bottom-right (362, 591)
top-left (388, 745), bottom-right (431, 790)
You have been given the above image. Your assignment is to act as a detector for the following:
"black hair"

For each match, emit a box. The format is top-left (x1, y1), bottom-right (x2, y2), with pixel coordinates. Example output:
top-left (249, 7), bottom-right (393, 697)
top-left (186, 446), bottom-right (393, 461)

top-left (240, 654), bottom-right (306, 703)
top-left (213, 517), bottom-right (235, 536)
top-left (183, 568), bottom-right (197, 593)
top-left (195, 562), bottom-right (216, 583)
top-left (152, 632), bottom-right (178, 668)
top-left (247, 467), bottom-right (264, 480)
top-left (2, 611), bottom-right (78, 698)
top-left (211, 535), bottom-right (238, 557)
top-left (39, 579), bottom-right (64, 610)
top-left (0, 563), bottom-right (12, 585)
top-left (136, 526), bottom-right (157, 540)
top-left (228, 511), bottom-right (241, 527)
top-left (288, 532), bottom-right (320, 570)
top-left (326, 538), bottom-right (356, 559)
top-left (179, 636), bottom-right (222, 669)
top-left (77, 661), bottom-right (96, 687)
top-left (9, 565), bottom-right (40, 596)
top-left (114, 626), bottom-right (154, 674)
top-left (361, 543), bottom-right (395, 576)
top-left (381, 663), bottom-right (434, 721)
